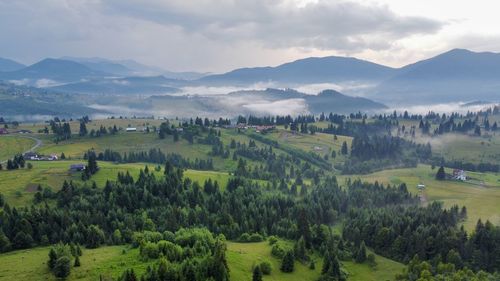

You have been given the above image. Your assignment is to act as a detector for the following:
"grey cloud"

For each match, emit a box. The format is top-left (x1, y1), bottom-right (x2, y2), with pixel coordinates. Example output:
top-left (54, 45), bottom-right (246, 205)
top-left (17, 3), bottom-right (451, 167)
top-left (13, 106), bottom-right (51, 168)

top-left (104, 0), bottom-right (443, 51)
top-left (0, 0), bottom-right (443, 71)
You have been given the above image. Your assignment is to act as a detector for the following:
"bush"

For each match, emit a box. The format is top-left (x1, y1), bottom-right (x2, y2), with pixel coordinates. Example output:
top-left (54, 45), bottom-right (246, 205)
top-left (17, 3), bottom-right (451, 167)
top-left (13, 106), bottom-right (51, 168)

top-left (238, 233), bottom-right (251, 242)
top-left (157, 240), bottom-right (183, 262)
top-left (271, 242), bottom-right (288, 258)
top-left (259, 260), bottom-right (272, 275)
top-left (268, 236), bottom-right (278, 245)
top-left (249, 233), bottom-right (264, 242)
top-left (141, 242), bottom-right (159, 259)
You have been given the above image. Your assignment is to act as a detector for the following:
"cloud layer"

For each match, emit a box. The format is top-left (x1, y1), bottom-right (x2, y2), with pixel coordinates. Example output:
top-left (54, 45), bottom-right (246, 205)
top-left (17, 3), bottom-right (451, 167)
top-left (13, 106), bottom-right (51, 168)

top-left (0, 0), bottom-right (445, 72)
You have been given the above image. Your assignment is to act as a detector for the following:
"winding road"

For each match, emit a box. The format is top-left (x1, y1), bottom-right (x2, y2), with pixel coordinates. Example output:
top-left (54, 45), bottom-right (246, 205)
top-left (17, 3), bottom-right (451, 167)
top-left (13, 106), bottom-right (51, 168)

top-left (0, 135), bottom-right (43, 164)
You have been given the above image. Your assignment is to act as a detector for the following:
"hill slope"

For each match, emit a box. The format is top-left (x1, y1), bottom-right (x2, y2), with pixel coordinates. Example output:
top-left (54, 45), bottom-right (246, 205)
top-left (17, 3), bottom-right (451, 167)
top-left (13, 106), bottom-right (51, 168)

top-left (0, 58), bottom-right (107, 84)
top-left (375, 49), bottom-right (500, 104)
top-left (228, 88), bottom-right (386, 114)
top-left (0, 57), bottom-right (25, 72)
top-left (199, 56), bottom-right (396, 85)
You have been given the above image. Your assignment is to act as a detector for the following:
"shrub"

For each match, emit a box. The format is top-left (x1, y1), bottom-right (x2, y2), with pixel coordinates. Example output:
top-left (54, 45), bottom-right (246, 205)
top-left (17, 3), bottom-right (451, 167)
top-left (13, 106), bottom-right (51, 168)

top-left (238, 233), bottom-right (251, 242)
top-left (259, 260), bottom-right (272, 275)
top-left (268, 236), bottom-right (278, 245)
top-left (249, 233), bottom-right (264, 242)
top-left (271, 242), bottom-right (288, 258)
top-left (141, 242), bottom-right (159, 259)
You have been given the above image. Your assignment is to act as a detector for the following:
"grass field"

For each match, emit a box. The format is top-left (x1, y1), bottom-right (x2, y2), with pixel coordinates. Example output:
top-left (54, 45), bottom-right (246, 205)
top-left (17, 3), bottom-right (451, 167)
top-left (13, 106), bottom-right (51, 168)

top-left (0, 240), bottom-right (404, 281)
top-left (0, 160), bottom-right (233, 206)
top-left (227, 240), bottom-right (404, 281)
top-left (37, 132), bottom-right (212, 163)
top-left (0, 246), bottom-right (153, 281)
top-left (426, 133), bottom-right (500, 165)
top-left (184, 169), bottom-right (231, 188)
top-left (341, 164), bottom-right (500, 231)
top-left (0, 136), bottom-right (36, 162)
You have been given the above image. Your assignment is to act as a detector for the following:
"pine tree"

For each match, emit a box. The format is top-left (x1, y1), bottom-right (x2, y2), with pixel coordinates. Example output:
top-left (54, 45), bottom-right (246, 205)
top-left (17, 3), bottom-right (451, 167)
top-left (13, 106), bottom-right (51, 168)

top-left (341, 141), bottom-right (348, 155)
top-left (48, 248), bottom-right (58, 269)
top-left (252, 265), bottom-right (263, 281)
top-left (53, 256), bottom-right (71, 278)
top-left (74, 255), bottom-right (81, 267)
top-left (79, 122), bottom-right (88, 136)
top-left (211, 237), bottom-right (230, 281)
top-left (435, 166), bottom-right (446, 180)
top-left (280, 251), bottom-right (295, 273)
top-left (355, 241), bottom-right (367, 263)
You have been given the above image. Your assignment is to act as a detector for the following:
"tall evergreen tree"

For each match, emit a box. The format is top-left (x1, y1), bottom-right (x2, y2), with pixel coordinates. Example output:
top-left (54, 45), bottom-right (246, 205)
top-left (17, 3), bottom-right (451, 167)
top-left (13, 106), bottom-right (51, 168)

top-left (280, 251), bottom-right (295, 273)
top-left (355, 241), bottom-right (367, 263)
top-left (435, 166), bottom-right (446, 180)
top-left (79, 122), bottom-right (88, 136)
top-left (252, 265), bottom-right (263, 281)
top-left (341, 141), bottom-right (348, 155)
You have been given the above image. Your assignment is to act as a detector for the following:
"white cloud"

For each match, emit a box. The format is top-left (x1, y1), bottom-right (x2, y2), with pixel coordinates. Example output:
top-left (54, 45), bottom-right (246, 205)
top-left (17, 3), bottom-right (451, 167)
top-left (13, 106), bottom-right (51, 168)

top-left (242, 98), bottom-right (309, 116)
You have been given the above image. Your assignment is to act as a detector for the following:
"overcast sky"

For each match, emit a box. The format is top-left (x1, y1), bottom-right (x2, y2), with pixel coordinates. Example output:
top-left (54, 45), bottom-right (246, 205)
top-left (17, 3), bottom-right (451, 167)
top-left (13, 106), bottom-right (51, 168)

top-left (1, 0), bottom-right (499, 72)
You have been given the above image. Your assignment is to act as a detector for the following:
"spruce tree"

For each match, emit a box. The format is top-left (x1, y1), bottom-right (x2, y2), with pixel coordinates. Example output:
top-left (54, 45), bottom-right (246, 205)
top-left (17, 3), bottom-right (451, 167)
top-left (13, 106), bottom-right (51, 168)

top-left (435, 166), bottom-right (446, 180)
top-left (341, 141), bottom-right (348, 155)
top-left (48, 248), bottom-right (58, 269)
top-left (252, 265), bottom-right (263, 281)
top-left (280, 251), bottom-right (295, 273)
top-left (74, 255), bottom-right (81, 267)
top-left (53, 256), bottom-right (71, 278)
top-left (355, 241), bottom-right (367, 263)
top-left (79, 122), bottom-right (88, 136)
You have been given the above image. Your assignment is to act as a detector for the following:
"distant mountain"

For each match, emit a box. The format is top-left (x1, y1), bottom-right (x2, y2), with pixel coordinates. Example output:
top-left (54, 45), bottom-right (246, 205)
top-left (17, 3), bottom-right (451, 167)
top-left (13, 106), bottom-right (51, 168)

top-left (0, 58), bottom-right (25, 72)
top-left (61, 57), bottom-right (134, 76)
top-left (49, 75), bottom-right (180, 95)
top-left (62, 56), bottom-right (207, 80)
top-left (0, 58), bottom-right (107, 84)
top-left (117, 59), bottom-right (207, 80)
top-left (199, 56), bottom-right (396, 86)
top-left (375, 49), bottom-right (500, 104)
top-left (305, 89), bottom-right (387, 113)
top-left (228, 88), bottom-right (386, 114)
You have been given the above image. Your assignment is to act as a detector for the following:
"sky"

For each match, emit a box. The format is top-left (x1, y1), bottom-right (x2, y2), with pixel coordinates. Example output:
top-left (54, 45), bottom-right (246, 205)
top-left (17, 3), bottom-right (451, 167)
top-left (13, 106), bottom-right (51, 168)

top-left (1, 0), bottom-right (500, 73)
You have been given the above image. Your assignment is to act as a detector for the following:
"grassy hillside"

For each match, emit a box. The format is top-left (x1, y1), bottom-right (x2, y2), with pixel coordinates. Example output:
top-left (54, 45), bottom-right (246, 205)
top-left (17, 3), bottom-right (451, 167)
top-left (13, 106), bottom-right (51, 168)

top-left (428, 133), bottom-right (500, 165)
top-left (341, 164), bottom-right (500, 231)
top-left (0, 240), bottom-right (404, 281)
top-left (227, 241), bottom-right (321, 281)
top-left (0, 160), bottom-right (230, 206)
top-left (0, 136), bottom-right (36, 162)
top-left (0, 246), bottom-right (153, 281)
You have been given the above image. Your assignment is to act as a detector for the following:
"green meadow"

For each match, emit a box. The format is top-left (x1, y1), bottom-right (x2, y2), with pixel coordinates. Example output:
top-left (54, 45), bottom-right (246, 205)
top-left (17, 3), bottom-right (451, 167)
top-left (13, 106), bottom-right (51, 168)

top-left (340, 164), bottom-right (500, 231)
top-left (0, 160), bottom-right (231, 207)
top-left (0, 246), bottom-right (153, 281)
top-left (0, 240), bottom-right (404, 281)
top-left (0, 136), bottom-right (36, 161)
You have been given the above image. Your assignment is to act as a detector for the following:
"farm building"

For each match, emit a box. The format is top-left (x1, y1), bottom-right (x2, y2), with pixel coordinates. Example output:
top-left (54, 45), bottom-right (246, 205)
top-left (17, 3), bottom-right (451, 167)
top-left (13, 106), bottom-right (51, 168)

top-left (417, 184), bottom-right (425, 189)
top-left (126, 127), bottom-right (137, 132)
top-left (255, 125), bottom-right (275, 133)
top-left (0, 128), bottom-right (8, 134)
top-left (24, 152), bottom-right (39, 160)
top-left (70, 164), bottom-right (86, 171)
top-left (453, 169), bottom-right (467, 181)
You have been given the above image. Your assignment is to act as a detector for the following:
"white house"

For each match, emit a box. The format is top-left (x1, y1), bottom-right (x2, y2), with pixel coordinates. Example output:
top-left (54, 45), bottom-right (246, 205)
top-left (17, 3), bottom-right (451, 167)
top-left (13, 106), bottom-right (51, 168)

top-left (126, 127), bottom-right (137, 132)
top-left (453, 169), bottom-right (467, 181)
